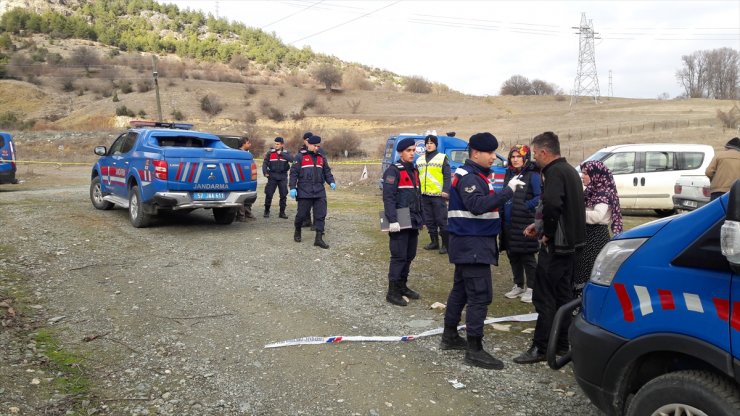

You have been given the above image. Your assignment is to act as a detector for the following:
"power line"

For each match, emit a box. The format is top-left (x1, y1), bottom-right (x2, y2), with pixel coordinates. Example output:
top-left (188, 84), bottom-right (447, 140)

top-left (261, 1), bottom-right (324, 30)
top-left (288, 1), bottom-right (401, 44)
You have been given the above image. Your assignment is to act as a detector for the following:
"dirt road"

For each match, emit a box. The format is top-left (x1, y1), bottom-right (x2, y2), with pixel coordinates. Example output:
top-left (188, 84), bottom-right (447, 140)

top-left (0, 166), bottom-right (600, 415)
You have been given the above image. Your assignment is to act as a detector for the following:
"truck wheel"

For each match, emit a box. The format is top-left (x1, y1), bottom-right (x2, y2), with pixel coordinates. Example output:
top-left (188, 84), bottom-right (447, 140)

top-left (626, 370), bottom-right (740, 416)
top-left (90, 177), bottom-right (114, 210)
top-left (128, 185), bottom-right (151, 228)
top-left (213, 207), bottom-right (237, 225)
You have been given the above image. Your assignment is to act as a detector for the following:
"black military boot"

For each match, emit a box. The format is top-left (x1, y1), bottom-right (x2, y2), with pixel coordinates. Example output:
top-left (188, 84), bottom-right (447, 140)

top-left (278, 209), bottom-right (288, 219)
top-left (439, 325), bottom-right (467, 350)
top-left (385, 282), bottom-right (408, 306)
top-left (302, 217), bottom-right (312, 228)
top-left (439, 231), bottom-right (448, 254)
top-left (314, 231), bottom-right (329, 249)
top-left (294, 226), bottom-right (302, 242)
top-left (424, 234), bottom-right (439, 250)
top-left (263, 208), bottom-right (270, 218)
top-left (399, 281), bottom-right (420, 300)
top-left (464, 336), bottom-right (504, 370)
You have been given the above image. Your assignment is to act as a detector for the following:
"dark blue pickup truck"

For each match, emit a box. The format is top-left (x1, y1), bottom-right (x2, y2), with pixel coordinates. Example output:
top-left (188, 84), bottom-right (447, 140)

top-left (90, 122), bottom-right (257, 227)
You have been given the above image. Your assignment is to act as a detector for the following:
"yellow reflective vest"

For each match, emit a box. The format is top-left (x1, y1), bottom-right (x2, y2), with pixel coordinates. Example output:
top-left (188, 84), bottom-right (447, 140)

top-left (417, 152), bottom-right (447, 195)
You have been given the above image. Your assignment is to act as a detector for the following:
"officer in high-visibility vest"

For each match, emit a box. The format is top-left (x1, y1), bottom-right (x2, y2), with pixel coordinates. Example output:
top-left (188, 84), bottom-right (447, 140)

top-left (416, 135), bottom-right (451, 254)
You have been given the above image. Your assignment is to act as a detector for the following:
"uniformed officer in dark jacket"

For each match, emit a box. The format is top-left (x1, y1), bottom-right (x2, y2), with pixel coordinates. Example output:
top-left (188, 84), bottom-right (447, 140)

top-left (441, 132), bottom-right (523, 370)
top-left (382, 137), bottom-right (424, 306)
top-left (296, 132), bottom-right (325, 229)
top-left (262, 136), bottom-right (292, 218)
top-left (289, 135), bottom-right (336, 249)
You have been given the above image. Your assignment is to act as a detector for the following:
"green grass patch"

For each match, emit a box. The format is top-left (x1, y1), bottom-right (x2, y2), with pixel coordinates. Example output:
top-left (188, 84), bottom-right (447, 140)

top-left (35, 329), bottom-right (91, 396)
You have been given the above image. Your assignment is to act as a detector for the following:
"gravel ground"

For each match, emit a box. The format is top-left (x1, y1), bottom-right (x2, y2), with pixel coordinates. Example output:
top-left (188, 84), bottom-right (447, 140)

top-left (0, 164), bottom-right (601, 416)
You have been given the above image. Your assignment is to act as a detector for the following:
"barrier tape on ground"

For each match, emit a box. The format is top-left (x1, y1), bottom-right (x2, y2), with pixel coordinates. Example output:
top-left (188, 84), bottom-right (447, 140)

top-left (264, 313), bottom-right (538, 348)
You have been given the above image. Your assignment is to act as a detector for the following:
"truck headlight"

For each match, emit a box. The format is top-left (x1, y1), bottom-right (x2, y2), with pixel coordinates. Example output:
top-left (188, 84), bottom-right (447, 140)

top-left (721, 220), bottom-right (740, 264)
top-left (590, 238), bottom-right (647, 286)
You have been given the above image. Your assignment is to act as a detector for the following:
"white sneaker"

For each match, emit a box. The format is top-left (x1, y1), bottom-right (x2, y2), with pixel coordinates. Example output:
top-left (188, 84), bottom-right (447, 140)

top-left (521, 288), bottom-right (533, 303)
top-left (504, 285), bottom-right (526, 299)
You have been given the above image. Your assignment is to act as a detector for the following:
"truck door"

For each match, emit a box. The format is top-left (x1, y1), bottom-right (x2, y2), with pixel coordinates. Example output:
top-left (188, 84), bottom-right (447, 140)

top-left (101, 132), bottom-right (137, 197)
top-left (601, 151), bottom-right (638, 209)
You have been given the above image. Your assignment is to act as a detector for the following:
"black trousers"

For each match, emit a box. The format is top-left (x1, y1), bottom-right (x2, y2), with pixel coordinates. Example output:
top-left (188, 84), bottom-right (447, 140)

top-left (295, 198), bottom-right (326, 231)
top-left (508, 251), bottom-right (536, 289)
top-left (444, 263), bottom-right (492, 337)
top-left (388, 228), bottom-right (419, 282)
top-left (264, 178), bottom-right (288, 212)
top-left (421, 195), bottom-right (447, 237)
top-left (532, 245), bottom-right (576, 351)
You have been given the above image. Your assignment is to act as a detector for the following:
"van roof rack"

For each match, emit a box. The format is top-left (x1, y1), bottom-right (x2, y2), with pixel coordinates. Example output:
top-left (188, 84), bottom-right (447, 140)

top-left (130, 120), bottom-right (194, 130)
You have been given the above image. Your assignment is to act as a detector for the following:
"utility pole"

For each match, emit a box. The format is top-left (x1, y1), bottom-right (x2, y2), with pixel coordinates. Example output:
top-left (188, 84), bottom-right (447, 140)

top-left (608, 70), bottom-right (613, 99)
top-left (152, 55), bottom-right (163, 122)
top-left (570, 13), bottom-right (601, 107)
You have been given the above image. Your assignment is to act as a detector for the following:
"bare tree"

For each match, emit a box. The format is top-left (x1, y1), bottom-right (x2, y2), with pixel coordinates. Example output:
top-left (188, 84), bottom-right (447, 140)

top-left (676, 48), bottom-right (739, 99)
top-left (500, 75), bottom-right (533, 96)
top-left (312, 63), bottom-right (342, 92)
top-left (404, 76), bottom-right (432, 94)
top-left (70, 46), bottom-right (100, 75)
top-left (531, 79), bottom-right (556, 95)
top-left (229, 53), bottom-right (249, 75)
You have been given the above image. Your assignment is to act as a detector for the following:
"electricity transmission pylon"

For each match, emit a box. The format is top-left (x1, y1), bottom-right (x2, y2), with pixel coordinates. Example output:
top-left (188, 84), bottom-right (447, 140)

top-left (570, 13), bottom-right (600, 106)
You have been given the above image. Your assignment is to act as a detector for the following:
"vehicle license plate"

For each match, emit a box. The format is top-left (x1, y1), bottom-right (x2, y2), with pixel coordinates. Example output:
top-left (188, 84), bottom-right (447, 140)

top-left (683, 200), bottom-right (697, 208)
top-left (192, 192), bottom-right (226, 201)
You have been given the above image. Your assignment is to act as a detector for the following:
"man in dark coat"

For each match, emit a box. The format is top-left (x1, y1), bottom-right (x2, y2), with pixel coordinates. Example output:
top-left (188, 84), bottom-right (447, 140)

top-left (382, 137), bottom-right (424, 306)
top-left (289, 135), bottom-right (336, 249)
top-left (514, 131), bottom-right (585, 364)
top-left (262, 137), bottom-right (292, 218)
top-left (441, 132), bottom-right (522, 369)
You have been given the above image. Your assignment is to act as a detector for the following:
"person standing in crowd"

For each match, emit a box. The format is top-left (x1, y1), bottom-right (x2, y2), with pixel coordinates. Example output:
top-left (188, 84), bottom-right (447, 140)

top-left (416, 134), bottom-right (451, 254)
top-left (289, 135), bottom-right (336, 249)
top-left (262, 137), bottom-right (292, 219)
top-left (705, 137), bottom-right (740, 200)
top-left (514, 131), bottom-right (585, 364)
top-left (441, 132), bottom-right (522, 370)
top-left (382, 138), bottom-right (424, 306)
top-left (573, 160), bottom-right (623, 298)
top-left (296, 132), bottom-right (323, 229)
top-left (236, 136), bottom-right (256, 222)
top-left (501, 145), bottom-right (541, 304)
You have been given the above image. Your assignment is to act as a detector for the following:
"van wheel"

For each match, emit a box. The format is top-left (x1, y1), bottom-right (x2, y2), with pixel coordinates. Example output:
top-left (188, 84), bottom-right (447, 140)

top-left (626, 370), bottom-right (740, 416)
top-left (90, 177), bottom-right (114, 210)
top-left (654, 209), bottom-right (676, 217)
top-left (128, 185), bottom-right (151, 228)
top-left (213, 207), bottom-right (237, 225)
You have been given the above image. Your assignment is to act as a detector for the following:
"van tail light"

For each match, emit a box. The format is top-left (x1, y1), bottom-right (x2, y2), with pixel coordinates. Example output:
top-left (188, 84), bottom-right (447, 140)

top-left (250, 162), bottom-right (257, 181)
top-left (702, 187), bottom-right (711, 198)
top-left (153, 160), bottom-right (168, 180)
top-left (674, 184), bottom-right (682, 194)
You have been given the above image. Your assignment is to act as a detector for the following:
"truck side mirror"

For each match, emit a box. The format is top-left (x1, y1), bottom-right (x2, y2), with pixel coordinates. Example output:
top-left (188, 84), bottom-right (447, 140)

top-left (94, 146), bottom-right (107, 156)
top-left (720, 180), bottom-right (740, 272)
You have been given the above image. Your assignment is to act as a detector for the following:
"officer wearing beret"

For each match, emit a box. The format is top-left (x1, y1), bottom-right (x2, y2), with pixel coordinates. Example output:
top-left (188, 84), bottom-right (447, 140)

top-left (296, 132), bottom-right (325, 229)
top-left (262, 137), bottom-right (292, 218)
top-left (440, 132), bottom-right (524, 369)
top-left (289, 135), bottom-right (336, 249)
top-left (416, 134), bottom-right (452, 254)
top-left (382, 137), bottom-right (424, 306)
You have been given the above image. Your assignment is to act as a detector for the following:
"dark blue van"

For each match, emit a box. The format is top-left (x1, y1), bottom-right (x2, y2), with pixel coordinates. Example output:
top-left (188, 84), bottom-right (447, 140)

top-left (0, 132), bottom-right (17, 184)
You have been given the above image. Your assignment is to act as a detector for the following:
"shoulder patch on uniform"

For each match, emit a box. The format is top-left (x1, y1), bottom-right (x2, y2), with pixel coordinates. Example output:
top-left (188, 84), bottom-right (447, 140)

top-left (454, 168), bottom-right (469, 176)
top-left (385, 174), bottom-right (396, 184)
top-left (464, 185), bottom-right (476, 193)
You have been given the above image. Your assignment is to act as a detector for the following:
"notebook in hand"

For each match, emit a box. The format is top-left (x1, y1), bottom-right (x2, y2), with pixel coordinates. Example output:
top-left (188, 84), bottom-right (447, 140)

top-left (380, 207), bottom-right (412, 231)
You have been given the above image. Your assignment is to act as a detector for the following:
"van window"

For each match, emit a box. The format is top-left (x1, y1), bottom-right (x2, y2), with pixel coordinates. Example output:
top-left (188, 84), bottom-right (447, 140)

top-left (0, 136), bottom-right (4, 148)
top-left (603, 152), bottom-right (636, 174)
top-left (120, 132), bottom-right (138, 153)
top-left (645, 151), bottom-right (674, 172)
top-left (383, 140), bottom-right (394, 161)
top-left (449, 150), bottom-right (468, 165)
top-left (677, 152), bottom-right (705, 170)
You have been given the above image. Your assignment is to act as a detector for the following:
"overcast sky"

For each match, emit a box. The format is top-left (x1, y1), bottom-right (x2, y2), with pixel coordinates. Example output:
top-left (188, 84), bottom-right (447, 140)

top-left (166, 0), bottom-right (739, 99)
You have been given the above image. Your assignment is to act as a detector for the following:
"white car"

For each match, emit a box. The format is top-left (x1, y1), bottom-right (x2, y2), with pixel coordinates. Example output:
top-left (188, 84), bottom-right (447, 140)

top-left (673, 174), bottom-right (710, 211)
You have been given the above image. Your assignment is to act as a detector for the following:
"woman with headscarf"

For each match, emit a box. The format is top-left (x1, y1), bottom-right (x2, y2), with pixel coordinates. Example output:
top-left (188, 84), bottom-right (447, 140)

top-left (501, 144), bottom-right (541, 303)
top-left (574, 160), bottom-right (623, 297)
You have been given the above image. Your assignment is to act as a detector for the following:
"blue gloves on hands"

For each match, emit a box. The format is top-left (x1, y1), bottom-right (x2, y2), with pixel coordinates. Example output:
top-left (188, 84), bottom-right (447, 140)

top-left (330, 183), bottom-right (337, 190)
top-left (289, 189), bottom-right (297, 199)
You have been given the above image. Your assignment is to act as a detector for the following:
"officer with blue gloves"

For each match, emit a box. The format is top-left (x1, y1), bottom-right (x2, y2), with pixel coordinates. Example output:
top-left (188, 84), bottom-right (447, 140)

top-left (441, 132), bottom-right (523, 370)
top-left (289, 135), bottom-right (336, 249)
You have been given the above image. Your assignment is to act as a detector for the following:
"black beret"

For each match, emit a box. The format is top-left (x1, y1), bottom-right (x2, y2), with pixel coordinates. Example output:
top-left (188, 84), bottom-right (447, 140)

top-left (469, 132), bottom-right (498, 152)
top-left (396, 137), bottom-right (416, 152)
top-left (424, 135), bottom-right (438, 146)
top-left (274, 136), bottom-right (284, 143)
top-left (303, 132), bottom-right (313, 140)
top-left (307, 135), bottom-right (321, 144)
